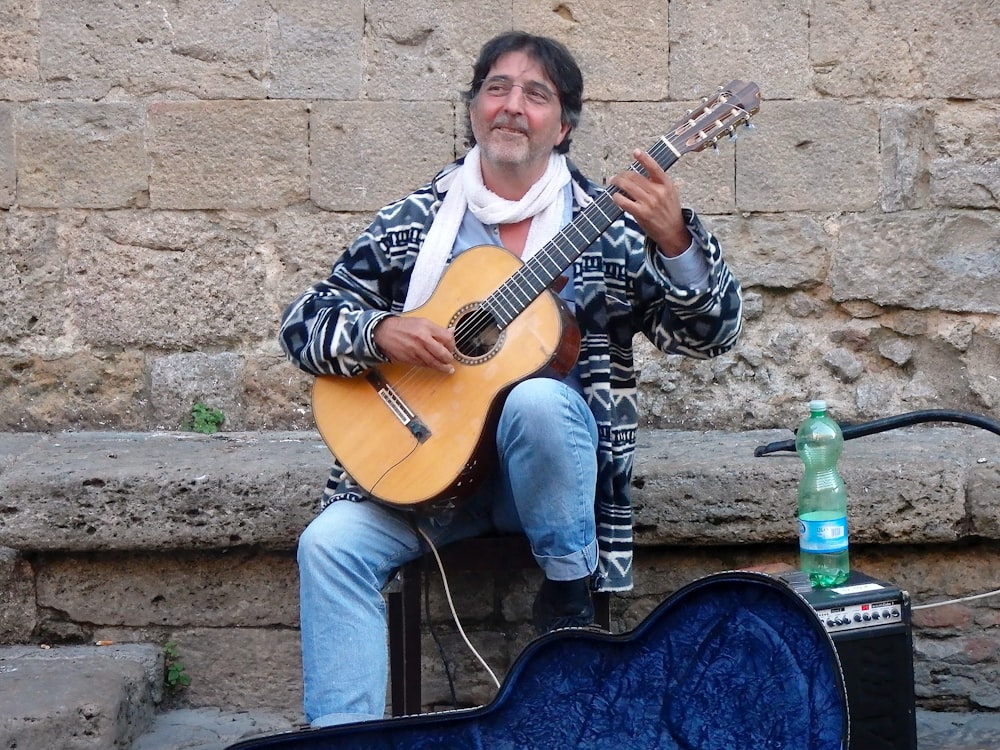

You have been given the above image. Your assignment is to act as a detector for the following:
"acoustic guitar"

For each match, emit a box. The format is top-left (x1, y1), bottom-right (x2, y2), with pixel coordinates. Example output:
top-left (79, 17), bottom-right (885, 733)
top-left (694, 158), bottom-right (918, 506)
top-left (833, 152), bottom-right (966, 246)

top-left (312, 81), bottom-right (762, 508)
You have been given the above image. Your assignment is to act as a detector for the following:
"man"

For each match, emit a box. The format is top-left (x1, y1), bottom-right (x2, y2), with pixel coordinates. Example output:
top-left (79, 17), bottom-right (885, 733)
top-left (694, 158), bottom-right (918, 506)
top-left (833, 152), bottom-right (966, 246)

top-left (279, 31), bottom-right (743, 727)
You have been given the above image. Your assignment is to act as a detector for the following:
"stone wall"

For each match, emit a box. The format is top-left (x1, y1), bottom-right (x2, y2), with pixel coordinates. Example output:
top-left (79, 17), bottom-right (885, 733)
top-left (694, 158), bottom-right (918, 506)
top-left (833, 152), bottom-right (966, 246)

top-left (0, 0), bottom-right (997, 433)
top-left (1, 0), bottom-right (999, 726)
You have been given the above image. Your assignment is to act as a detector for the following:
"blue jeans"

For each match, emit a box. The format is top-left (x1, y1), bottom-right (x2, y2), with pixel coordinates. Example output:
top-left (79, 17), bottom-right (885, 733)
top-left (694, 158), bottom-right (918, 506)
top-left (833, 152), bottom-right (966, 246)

top-left (297, 378), bottom-right (600, 727)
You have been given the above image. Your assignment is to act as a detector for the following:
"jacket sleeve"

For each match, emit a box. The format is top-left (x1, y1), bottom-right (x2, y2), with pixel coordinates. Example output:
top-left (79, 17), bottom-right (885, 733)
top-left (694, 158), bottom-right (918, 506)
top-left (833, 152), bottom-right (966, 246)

top-left (278, 215), bottom-right (412, 377)
top-left (632, 208), bottom-right (743, 358)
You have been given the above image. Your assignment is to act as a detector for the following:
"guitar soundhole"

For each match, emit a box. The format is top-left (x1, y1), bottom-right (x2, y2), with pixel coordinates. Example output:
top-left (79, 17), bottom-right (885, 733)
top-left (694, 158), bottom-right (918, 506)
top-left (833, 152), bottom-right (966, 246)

top-left (450, 304), bottom-right (505, 364)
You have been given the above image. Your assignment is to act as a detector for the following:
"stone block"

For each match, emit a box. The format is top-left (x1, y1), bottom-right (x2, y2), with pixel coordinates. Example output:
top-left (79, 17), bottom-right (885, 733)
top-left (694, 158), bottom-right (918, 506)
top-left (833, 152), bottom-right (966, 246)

top-left (161, 627), bottom-right (302, 719)
top-left (0, 210), bottom-right (67, 342)
top-left (149, 353), bottom-right (245, 432)
top-left (0, 431), bottom-right (328, 552)
top-left (416, 628), bottom-right (515, 711)
top-left (240, 353), bottom-right (315, 432)
top-left (148, 101), bottom-right (309, 210)
top-left (964, 329), bottom-right (1000, 411)
top-left (668, 0), bottom-right (810, 99)
top-left (63, 210), bottom-right (273, 349)
top-left (16, 102), bottom-right (148, 209)
top-left (514, 0), bottom-right (669, 102)
top-left (0, 104), bottom-right (13, 207)
top-left (737, 100), bottom-right (880, 212)
top-left (0, 0), bottom-right (37, 84)
top-left (831, 210), bottom-right (1000, 313)
top-left (968, 460), bottom-right (1000, 537)
top-left (0, 352), bottom-right (148, 431)
top-left (37, 0), bottom-right (274, 99)
top-left (310, 101), bottom-right (456, 212)
top-left (711, 213), bottom-right (832, 290)
top-left (363, 0), bottom-right (511, 102)
top-left (812, 0), bottom-right (1000, 99)
top-left (929, 103), bottom-right (1000, 210)
top-left (882, 101), bottom-right (1000, 212)
top-left (631, 427), bottom-right (978, 546)
top-left (265, 206), bottom-right (376, 311)
top-left (0, 548), bottom-right (35, 642)
top-left (269, 0), bottom-right (364, 99)
top-left (882, 104), bottom-right (935, 212)
top-left (35, 550), bottom-right (298, 628)
top-left (577, 101), bottom-right (736, 213)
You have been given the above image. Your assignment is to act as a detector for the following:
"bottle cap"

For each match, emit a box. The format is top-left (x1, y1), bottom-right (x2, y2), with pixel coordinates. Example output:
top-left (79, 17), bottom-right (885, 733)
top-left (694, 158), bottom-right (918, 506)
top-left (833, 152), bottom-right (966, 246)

top-left (809, 399), bottom-right (827, 412)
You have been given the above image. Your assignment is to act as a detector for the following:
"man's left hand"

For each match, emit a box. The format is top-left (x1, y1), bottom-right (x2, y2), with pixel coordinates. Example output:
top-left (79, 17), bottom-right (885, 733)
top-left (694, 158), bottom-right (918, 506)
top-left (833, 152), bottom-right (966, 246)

top-left (608, 149), bottom-right (691, 257)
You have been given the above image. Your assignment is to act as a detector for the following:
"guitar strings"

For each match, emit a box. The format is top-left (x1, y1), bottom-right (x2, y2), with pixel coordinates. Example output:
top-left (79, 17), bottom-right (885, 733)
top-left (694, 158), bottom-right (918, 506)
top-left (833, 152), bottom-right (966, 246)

top-left (374, 139), bottom-right (679, 399)
top-left (452, 96), bottom-right (753, 347)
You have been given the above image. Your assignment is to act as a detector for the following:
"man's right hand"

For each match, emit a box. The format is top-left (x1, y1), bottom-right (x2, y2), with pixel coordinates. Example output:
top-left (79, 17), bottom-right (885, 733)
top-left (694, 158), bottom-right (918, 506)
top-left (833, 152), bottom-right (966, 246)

top-left (373, 316), bottom-right (456, 374)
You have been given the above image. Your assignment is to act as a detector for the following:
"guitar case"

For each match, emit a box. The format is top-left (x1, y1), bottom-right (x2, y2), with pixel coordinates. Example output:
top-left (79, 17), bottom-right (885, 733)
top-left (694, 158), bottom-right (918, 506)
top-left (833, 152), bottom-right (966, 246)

top-left (227, 571), bottom-right (848, 750)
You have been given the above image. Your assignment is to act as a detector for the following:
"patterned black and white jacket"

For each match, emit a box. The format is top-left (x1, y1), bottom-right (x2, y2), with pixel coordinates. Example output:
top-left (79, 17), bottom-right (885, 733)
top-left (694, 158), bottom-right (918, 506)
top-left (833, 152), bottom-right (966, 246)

top-left (279, 157), bottom-right (743, 591)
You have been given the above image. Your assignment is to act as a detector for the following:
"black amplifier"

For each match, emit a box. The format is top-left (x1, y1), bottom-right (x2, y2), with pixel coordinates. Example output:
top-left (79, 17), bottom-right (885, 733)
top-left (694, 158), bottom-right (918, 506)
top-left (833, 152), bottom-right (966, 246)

top-left (781, 570), bottom-right (918, 750)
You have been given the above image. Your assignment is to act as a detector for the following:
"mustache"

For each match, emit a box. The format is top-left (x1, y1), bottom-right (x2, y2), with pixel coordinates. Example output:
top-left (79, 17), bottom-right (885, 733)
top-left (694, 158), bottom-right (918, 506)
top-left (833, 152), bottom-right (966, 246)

top-left (490, 116), bottom-right (528, 134)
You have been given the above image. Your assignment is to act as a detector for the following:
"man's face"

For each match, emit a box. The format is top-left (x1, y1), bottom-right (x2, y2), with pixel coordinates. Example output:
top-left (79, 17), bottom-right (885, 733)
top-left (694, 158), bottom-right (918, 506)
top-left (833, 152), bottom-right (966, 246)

top-left (468, 50), bottom-right (570, 177)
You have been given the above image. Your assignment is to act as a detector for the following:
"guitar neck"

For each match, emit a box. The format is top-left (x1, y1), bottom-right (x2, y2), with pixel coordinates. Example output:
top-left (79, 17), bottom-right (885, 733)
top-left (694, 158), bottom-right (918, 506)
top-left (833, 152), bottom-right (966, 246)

top-left (479, 79), bottom-right (762, 328)
top-left (486, 139), bottom-right (682, 328)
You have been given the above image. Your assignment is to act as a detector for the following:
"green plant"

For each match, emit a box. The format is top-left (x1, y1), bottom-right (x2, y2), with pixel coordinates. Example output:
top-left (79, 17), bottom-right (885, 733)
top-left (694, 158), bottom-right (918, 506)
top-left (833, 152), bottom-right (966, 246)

top-left (187, 402), bottom-right (225, 434)
top-left (163, 641), bottom-right (192, 690)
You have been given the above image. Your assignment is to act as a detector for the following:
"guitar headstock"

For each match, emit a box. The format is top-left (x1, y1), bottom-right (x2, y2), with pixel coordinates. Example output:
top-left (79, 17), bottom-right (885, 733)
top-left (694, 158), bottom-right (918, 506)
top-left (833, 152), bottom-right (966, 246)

top-left (664, 80), bottom-right (762, 158)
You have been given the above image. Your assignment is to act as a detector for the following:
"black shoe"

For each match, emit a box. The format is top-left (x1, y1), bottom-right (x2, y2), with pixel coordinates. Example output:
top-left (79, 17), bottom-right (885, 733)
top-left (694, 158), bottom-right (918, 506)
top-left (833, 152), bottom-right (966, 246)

top-left (532, 577), bottom-right (596, 635)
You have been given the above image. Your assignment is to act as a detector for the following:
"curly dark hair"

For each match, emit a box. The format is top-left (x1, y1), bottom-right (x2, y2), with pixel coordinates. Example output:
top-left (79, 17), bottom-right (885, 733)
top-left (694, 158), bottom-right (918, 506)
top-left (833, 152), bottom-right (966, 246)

top-left (462, 31), bottom-right (584, 155)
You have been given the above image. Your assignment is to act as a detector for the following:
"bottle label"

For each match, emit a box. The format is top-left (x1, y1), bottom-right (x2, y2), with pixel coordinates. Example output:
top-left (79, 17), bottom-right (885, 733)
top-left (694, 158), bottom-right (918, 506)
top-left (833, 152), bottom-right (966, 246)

top-left (798, 514), bottom-right (849, 553)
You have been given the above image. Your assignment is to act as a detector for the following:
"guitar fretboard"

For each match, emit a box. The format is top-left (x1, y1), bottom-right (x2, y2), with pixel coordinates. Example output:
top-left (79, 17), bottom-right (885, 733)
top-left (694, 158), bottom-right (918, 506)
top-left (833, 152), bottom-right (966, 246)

top-left (485, 137), bottom-right (682, 328)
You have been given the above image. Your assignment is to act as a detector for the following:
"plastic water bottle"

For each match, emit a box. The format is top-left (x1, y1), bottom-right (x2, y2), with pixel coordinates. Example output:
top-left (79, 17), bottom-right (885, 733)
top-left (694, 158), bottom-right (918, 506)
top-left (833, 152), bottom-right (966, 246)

top-left (796, 400), bottom-right (850, 587)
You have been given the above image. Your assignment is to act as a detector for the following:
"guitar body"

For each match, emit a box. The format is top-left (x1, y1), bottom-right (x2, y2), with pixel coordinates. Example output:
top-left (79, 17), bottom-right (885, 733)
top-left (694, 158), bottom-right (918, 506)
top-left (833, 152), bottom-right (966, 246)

top-left (312, 243), bottom-right (581, 507)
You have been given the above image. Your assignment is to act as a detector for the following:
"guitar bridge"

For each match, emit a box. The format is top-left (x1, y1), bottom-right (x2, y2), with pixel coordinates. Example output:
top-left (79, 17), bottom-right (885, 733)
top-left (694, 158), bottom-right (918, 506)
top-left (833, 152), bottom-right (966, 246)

top-left (365, 371), bottom-right (431, 443)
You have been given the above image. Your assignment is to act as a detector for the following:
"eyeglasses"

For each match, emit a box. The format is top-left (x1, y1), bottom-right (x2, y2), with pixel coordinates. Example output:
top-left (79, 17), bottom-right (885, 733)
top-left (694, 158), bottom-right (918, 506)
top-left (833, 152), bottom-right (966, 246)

top-left (479, 76), bottom-right (557, 107)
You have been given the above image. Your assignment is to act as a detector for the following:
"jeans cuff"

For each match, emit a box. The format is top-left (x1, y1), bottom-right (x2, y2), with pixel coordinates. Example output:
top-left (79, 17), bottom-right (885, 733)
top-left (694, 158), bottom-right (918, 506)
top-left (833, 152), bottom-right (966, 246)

top-left (534, 537), bottom-right (599, 581)
top-left (310, 711), bottom-right (383, 729)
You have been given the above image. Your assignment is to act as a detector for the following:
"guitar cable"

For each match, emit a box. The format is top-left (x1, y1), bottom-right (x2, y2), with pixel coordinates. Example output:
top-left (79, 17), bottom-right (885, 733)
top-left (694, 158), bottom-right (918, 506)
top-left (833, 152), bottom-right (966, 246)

top-left (424, 568), bottom-right (461, 708)
top-left (417, 526), bottom-right (503, 690)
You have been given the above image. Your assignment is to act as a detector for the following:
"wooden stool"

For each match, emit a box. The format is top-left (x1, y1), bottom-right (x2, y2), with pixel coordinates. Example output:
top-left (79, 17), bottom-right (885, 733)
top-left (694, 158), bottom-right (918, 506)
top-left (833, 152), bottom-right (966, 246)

top-left (386, 534), bottom-right (611, 716)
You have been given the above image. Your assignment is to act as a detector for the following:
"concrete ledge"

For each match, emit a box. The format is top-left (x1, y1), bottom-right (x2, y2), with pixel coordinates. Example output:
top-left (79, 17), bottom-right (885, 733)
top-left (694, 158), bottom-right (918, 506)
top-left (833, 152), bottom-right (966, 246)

top-left (2, 427), bottom-right (1000, 718)
top-left (0, 426), bottom-right (997, 552)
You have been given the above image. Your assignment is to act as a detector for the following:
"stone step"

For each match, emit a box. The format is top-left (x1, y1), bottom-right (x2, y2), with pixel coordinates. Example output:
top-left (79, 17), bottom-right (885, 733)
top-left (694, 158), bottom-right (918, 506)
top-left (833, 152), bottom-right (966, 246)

top-left (131, 707), bottom-right (296, 750)
top-left (0, 643), bottom-right (162, 750)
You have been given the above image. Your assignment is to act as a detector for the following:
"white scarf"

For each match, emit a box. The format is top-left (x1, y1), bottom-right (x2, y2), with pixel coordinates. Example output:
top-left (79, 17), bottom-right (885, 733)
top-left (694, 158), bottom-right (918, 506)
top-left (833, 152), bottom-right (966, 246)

top-left (403, 145), bottom-right (572, 311)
